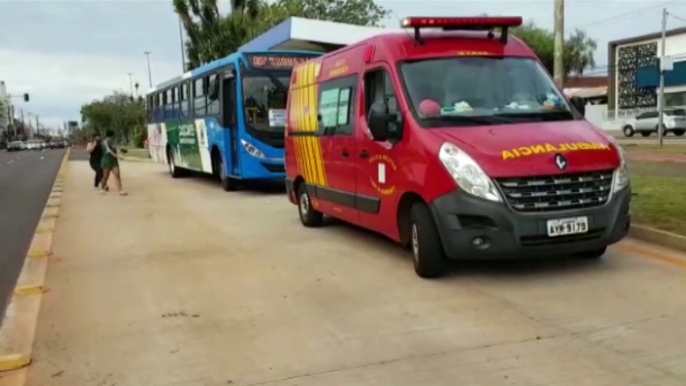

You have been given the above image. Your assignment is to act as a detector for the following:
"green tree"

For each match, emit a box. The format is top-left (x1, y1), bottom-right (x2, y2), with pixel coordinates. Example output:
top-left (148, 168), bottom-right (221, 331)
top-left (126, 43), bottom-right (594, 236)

top-left (81, 92), bottom-right (146, 145)
top-left (257, 0), bottom-right (389, 31)
top-left (173, 0), bottom-right (389, 70)
top-left (512, 22), bottom-right (597, 76)
top-left (174, 0), bottom-right (260, 69)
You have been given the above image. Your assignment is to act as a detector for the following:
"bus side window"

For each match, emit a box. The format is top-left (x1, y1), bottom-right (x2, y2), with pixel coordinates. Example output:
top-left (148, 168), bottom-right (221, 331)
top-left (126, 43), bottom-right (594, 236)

top-left (163, 90), bottom-right (170, 119)
top-left (207, 74), bottom-right (220, 116)
top-left (194, 78), bottom-right (206, 116)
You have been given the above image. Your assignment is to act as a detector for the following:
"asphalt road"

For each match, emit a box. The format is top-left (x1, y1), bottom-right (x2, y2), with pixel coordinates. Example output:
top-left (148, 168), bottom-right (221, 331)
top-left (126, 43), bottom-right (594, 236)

top-left (0, 148), bottom-right (65, 323)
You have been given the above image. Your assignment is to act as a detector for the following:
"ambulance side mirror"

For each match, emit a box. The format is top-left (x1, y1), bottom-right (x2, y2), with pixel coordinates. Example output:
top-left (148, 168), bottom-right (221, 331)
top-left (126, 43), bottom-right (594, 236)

top-left (368, 102), bottom-right (401, 142)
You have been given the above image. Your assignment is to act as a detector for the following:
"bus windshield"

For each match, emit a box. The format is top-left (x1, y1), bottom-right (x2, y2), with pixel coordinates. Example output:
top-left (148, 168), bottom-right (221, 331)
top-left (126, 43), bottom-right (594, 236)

top-left (400, 57), bottom-right (576, 127)
top-left (242, 70), bottom-right (291, 131)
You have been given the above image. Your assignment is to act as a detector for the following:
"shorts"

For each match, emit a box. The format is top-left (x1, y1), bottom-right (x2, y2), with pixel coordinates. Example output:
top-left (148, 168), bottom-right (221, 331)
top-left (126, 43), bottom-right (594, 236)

top-left (101, 155), bottom-right (119, 169)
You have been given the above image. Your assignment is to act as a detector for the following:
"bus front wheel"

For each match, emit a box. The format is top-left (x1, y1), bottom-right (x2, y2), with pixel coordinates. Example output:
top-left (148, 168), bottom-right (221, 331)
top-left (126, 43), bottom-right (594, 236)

top-left (218, 158), bottom-right (238, 191)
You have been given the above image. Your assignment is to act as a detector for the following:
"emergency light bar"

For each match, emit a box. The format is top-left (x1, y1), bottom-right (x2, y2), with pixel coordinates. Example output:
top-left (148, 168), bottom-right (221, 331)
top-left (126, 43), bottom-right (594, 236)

top-left (400, 16), bottom-right (523, 45)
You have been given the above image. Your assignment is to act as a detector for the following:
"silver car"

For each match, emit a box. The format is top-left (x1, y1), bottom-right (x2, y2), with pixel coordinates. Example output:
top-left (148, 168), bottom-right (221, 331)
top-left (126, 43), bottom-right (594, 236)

top-left (623, 108), bottom-right (686, 137)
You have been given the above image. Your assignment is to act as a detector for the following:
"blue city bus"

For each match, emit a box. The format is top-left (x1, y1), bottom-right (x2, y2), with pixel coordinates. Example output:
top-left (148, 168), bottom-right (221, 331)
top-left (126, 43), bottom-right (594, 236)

top-left (146, 50), bottom-right (322, 190)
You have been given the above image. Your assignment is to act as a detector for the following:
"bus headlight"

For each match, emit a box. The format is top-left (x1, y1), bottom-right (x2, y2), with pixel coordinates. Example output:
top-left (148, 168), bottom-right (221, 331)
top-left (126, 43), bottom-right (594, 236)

top-left (613, 146), bottom-right (630, 192)
top-left (438, 142), bottom-right (502, 202)
top-left (241, 139), bottom-right (265, 159)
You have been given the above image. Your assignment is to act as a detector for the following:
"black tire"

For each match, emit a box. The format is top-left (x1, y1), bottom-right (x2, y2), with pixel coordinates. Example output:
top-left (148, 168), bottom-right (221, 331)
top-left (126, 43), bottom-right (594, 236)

top-left (655, 125), bottom-right (667, 137)
top-left (576, 247), bottom-right (606, 259)
top-left (641, 131), bottom-right (651, 137)
top-left (674, 129), bottom-right (685, 136)
top-left (297, 183), bottom-right (322, 227)
top-left (218, 157), bottom-right (238, 191)
top-left (410, 203), bottom-right (446, 278)
top-left (622, 125), bottom-right (635, 137)
top-left (168, 150), bottom-right (183, 178)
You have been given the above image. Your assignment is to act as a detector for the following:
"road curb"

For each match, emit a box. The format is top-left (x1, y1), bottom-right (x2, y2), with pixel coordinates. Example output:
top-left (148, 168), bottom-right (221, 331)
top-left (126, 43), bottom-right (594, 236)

top-left (630, 224), bottom-right (686, 253)
top-left (0, 148), bottom-right (70, 380)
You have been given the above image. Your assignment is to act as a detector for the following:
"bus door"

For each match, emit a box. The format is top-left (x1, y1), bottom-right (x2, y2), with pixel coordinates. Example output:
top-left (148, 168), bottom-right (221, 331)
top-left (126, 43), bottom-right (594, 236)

top-left (222, 69), bottom-right (240, 176)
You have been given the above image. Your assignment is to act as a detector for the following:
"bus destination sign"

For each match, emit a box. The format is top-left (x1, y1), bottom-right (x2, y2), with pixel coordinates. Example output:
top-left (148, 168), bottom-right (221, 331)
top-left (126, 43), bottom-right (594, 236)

top-left (246, 54), bottom-right (311, 70)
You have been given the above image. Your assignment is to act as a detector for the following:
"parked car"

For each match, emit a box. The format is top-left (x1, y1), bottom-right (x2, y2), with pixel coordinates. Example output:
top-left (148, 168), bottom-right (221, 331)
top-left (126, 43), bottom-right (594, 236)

top-left (622, 108), bottom-right (686, 137)
top-left (7, 141), bottom-right (24, 151)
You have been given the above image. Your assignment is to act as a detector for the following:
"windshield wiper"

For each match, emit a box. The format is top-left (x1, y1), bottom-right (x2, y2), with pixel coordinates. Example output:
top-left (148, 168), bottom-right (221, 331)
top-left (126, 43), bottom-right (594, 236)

top-left (422, 114), bottom-right (518, 126)
top-left (494, 110), bottom-right (575, 121)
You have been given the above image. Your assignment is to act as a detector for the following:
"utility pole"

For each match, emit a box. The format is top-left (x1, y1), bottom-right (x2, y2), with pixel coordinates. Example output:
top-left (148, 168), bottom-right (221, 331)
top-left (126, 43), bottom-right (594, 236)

top-left (178, 16), bottom-right (186, 71)
top-left (144, 51), bottom-right (153, 88)
top-left (36, 115), bottom-right (40, 136)
top-left (20, 108), bottom-right (24, 139)
top-left (658, 7), bottom-right (668, 148)
top-left (553, 0), bottom-right (565, 88)
top-left (127, 73), bottom-right (134, 96)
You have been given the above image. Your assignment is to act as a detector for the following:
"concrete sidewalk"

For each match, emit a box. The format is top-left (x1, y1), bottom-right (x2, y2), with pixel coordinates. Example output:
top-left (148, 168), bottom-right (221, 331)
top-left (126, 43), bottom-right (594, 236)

top-left (9, 159), bottom-right (686, 386)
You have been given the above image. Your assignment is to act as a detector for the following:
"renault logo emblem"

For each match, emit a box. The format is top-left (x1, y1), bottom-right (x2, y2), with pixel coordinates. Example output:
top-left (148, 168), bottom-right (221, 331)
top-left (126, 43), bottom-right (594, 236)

top-left (555, 153), bottom-right (568, 170)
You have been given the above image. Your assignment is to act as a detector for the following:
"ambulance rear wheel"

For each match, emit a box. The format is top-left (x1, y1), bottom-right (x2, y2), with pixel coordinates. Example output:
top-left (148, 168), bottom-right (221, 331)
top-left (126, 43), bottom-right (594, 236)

top-left (297, 184), bottom-right (322, 227)
top-left (410, 203), bottom-right (446, 278)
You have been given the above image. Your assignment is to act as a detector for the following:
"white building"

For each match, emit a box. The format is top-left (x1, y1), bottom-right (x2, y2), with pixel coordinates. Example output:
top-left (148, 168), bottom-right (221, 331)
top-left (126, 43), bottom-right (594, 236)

top-left (608, 26), bottom-right (686, 119)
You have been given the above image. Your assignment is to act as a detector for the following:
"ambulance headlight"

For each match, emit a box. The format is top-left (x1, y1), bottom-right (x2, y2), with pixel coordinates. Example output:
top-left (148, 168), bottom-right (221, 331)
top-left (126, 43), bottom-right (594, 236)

top-left (613, 146), bottom-right (630, 192)
top-left (439, 142), bottom-right (502, 202)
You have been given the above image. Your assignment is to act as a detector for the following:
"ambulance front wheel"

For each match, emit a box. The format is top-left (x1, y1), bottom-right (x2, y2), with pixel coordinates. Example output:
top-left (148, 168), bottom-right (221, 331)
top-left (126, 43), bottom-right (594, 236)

top-left (410, 202), bottom-right (446, 278)
top-left (298, 184), bottom-right (323, 227)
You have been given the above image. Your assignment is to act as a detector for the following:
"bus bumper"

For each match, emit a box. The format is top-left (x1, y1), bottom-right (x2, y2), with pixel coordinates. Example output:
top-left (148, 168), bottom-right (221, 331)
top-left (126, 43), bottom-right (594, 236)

top-left (429, 187), bottom-right (631, 260)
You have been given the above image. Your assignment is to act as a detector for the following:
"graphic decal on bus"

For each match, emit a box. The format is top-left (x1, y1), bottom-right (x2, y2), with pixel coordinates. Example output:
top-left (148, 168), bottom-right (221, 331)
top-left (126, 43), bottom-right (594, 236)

top-left (148, 118), bottom-right (215, 173)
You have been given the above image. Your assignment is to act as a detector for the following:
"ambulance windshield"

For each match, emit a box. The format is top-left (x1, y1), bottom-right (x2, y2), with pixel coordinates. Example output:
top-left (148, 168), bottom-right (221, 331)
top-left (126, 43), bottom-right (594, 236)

top-left (400, 57), bottom-right (576, 127)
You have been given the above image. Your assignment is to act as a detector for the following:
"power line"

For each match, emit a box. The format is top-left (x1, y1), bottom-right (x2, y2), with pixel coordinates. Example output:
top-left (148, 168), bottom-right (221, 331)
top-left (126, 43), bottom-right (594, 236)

top-left (569, 1), bottom-right (678, 30)
top-left (669, 12), bottom-right (686, 25)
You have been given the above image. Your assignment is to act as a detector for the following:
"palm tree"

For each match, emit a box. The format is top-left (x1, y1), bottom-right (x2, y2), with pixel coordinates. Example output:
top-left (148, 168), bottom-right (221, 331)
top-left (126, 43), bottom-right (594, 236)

top-left (173, 0), bottom-right (261, 69)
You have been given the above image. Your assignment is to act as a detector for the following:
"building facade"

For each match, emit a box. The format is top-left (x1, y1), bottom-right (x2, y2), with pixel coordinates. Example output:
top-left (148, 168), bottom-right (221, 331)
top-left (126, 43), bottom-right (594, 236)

top-left (608, 26), bottom-right (686, 118)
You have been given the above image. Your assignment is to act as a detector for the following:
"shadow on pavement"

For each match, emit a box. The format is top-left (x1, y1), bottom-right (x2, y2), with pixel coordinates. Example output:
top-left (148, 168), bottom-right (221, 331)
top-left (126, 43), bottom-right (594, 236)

top-left (323, 217), bottom-right (601, 280)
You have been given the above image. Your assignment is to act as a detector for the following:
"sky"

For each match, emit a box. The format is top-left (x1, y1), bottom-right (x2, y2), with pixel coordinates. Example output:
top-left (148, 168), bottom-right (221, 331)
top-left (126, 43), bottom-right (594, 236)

top-left (1, 0), bottom-right (686, 129)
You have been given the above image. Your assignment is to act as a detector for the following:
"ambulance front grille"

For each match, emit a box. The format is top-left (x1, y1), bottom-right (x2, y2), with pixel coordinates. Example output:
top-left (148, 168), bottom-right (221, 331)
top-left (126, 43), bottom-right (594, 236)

top-left (496, 170), bottom-right (614, 213)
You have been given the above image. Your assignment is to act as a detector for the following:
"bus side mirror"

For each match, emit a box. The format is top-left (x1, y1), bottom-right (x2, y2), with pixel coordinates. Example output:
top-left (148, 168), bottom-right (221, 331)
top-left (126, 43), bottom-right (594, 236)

top-left (368, 102), bottom-right (401, 142)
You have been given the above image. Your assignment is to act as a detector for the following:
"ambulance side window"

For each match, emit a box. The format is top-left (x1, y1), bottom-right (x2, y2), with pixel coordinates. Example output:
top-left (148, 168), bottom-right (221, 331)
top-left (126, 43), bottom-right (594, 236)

top-left (317, 75), bottom-right (357, 136)
top-left (364, 69), bottom-right (398, 118)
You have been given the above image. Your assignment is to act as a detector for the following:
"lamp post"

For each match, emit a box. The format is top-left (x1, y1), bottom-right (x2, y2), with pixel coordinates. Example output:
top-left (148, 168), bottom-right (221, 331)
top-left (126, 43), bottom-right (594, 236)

top-left (144, 51), bottom-right (153, 88)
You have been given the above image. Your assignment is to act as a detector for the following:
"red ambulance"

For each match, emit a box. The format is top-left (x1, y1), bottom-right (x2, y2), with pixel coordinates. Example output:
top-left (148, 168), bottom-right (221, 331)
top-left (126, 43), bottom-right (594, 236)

top-left (284, 17), bottom-right (631, 278)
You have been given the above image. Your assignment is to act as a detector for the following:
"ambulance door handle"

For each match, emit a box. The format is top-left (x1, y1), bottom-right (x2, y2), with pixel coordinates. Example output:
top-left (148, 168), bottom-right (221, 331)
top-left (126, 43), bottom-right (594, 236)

top-left (341, 149), bottom-right (350, 158)
top-left (359, 150), bottom-right (369, 159)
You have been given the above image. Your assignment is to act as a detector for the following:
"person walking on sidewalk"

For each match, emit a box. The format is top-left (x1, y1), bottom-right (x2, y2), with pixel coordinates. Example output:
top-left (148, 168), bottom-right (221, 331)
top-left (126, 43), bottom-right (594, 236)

top-left (86, 134), bottom-right (105, 190)
top-left (100, 130), bottom-right (127, 196)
